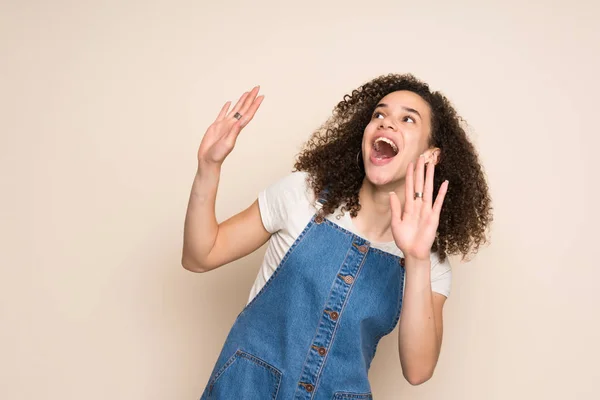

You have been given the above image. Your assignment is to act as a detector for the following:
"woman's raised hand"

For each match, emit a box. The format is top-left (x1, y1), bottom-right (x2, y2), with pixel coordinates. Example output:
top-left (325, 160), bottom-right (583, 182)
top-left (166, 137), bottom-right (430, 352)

top-left (197, 86), bottom-right (264, 167)
top-left (389, 155), bottom-right (449, 262)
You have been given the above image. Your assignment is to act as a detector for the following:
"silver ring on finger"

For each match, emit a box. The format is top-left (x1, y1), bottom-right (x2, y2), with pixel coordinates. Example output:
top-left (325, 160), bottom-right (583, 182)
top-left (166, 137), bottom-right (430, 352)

top-left (414, 192), bottom-right (423, 200)
top-left (233, 112), bottom-right (242, 120)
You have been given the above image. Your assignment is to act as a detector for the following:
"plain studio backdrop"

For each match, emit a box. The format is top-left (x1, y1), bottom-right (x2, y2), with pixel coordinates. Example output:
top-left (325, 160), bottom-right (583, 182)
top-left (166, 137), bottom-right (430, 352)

top-left (1, 0), bottom-right (599, 399)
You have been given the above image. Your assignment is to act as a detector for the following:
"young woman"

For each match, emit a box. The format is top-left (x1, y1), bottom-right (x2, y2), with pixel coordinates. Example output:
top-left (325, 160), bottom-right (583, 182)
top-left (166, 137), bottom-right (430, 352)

top-left (183, 74), bottom-right (492, 399)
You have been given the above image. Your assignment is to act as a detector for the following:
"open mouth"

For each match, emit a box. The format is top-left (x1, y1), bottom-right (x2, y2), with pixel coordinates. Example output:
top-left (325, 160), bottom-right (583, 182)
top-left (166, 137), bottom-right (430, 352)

top-left (372, 137), bottom-right (399, 159)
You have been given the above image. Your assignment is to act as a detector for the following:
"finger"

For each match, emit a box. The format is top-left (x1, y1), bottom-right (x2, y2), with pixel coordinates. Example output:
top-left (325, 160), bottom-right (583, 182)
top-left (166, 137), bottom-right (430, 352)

top-left (239, 95), bottom-right (264, 128)
top-left (389, 191), bottom-right (402, 222)
top-left (432, 180), bottom-right (449, 215)
top-left (227, 91), bottom-right (249, 117)
top-left (414, 155), bottom-right (426, 201)
top-left (224, 119), bottom-right (243, 148)
top-left (423, 160), bottom-right (435, 207)
top-left (404, 162), bottom-right (415, 215)
top-left (238, 85), bottom-right (260, 116)
top-left (216, 101), bottom-right (231, 121)
top-left (226, 94), bottom-right (264, 141)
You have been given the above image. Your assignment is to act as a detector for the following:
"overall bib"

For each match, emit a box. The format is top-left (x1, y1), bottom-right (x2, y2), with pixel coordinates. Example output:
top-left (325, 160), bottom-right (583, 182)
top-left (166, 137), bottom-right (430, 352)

top-left (201, 214), bottom-right (405, 399)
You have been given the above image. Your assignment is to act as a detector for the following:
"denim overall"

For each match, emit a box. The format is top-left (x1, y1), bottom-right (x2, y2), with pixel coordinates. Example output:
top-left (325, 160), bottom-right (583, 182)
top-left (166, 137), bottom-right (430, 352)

top-left (200, 212), bottom-right (405, 399)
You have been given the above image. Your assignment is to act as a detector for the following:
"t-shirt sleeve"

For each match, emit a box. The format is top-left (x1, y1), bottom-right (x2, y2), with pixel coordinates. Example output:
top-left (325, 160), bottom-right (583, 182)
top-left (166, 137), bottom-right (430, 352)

top-left (257, 172), bottom-right (311, 233)
top-left (430, 253), bottom-right (452, 298)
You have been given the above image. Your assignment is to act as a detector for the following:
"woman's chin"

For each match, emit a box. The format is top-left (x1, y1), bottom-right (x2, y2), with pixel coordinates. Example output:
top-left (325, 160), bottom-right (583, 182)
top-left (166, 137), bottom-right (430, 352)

top-left (364, 168), bottom-right (399, 188)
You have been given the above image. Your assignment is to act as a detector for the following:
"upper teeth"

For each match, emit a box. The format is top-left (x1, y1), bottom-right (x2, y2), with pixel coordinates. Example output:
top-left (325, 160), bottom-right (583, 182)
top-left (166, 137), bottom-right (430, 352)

top-left (375, 137), bottom-right (398, 153)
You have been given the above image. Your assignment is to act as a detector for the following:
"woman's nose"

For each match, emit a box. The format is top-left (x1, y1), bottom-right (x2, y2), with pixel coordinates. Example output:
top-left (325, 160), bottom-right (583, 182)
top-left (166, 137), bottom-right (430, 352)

top-left (379, 118), bottom-right (396, 131)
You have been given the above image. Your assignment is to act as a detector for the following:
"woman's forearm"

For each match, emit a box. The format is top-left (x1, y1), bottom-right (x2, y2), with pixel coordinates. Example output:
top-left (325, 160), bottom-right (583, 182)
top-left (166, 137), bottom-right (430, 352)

top-left (397, 257), bottom-right (442, 385)
top-left (182, 163), bottom-right (222, 272)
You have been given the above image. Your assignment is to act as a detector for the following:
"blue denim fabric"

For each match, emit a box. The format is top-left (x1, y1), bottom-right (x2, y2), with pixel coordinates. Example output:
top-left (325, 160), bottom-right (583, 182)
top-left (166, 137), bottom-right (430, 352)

top-left (201, 215), bottom-right (405, 399)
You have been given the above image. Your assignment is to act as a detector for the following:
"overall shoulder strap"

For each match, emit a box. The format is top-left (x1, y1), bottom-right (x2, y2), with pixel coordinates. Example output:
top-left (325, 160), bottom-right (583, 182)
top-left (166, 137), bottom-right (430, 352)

top-left (316, 187), bottom-right (330, 207)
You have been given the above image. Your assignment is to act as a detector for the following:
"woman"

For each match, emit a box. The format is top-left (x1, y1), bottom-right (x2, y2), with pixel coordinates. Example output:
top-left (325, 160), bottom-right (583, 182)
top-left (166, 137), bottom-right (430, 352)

top-left (183, 74), bottom-right (492, 399)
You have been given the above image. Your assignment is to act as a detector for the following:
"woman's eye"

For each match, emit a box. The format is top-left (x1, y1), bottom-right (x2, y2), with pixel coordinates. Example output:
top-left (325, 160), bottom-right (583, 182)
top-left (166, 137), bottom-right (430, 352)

top-left (373, 112), bottom-right (384, 119)
top-left (404, 116), bottom-right (415, 123)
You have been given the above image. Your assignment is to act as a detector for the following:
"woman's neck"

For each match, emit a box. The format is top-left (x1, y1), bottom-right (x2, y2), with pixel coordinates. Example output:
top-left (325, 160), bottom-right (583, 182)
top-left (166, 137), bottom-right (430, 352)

top-left (352, 178), bottom-right (406, 243)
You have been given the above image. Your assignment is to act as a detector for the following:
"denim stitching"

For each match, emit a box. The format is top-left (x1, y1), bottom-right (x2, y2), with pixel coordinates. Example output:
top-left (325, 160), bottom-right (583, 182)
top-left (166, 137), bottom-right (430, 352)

top-left (209, 349), bottom-right (282, 397)
top-left (319, 218), bottom-right (403, 260)
top-left (333, 392), bottom-right (373, 399)
top-left (366, 266), bottom-right (405, 366)
top-left (310, 243), bottom-right (370, 398)
top-left (208, 350), bottom-right (238, 394)
top-left (384, 268), bottom-right (405, 335)
top-left (293, 233), bottom-right (356, 399)
top-left (236, 350), bottom-right (282, 377)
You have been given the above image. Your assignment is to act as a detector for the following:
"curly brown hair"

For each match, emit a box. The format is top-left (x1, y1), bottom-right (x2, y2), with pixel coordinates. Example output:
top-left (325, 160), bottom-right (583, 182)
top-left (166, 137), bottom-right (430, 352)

top-left (294, 73), bottom-right (492, 262)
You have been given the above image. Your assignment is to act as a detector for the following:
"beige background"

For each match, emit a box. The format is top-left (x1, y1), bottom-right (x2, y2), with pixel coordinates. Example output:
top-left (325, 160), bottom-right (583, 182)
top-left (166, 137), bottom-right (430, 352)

top-left (2, 0), bottom-right (599, 399)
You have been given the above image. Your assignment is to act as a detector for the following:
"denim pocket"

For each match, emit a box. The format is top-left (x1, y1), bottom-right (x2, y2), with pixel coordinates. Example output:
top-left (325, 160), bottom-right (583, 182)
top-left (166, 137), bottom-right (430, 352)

top-left (332, 392), bottom-right (373, 399)
top-left (208, 350), bottom-right (282, 400)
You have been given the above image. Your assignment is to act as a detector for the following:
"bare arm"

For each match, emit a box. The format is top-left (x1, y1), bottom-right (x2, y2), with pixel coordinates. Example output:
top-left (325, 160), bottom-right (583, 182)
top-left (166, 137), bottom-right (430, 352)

top-left (397, 258), bottom-right (446, 385)
top-left (182, 86), bottom-right (268, 272)
top-left (182, 166), bottom-right (270, 272)
top-left (389, 155), bottom-right (450, 385)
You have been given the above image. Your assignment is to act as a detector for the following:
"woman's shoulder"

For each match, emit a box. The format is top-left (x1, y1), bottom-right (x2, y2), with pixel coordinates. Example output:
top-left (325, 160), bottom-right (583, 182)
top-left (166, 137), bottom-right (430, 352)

top-left (258, 171), bottom-right (317, 231)
top-left (263, 171), bottom-right (313, 200)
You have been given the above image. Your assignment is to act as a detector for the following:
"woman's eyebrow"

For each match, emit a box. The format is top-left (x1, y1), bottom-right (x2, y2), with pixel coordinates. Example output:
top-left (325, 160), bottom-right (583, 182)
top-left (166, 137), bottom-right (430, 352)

top-left (375, 103), bottom-right (421, 118)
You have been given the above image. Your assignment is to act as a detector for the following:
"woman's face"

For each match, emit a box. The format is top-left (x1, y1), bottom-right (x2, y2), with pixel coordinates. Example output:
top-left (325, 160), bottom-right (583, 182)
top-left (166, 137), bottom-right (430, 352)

top-left (361, 90), bottom-right (433, 187)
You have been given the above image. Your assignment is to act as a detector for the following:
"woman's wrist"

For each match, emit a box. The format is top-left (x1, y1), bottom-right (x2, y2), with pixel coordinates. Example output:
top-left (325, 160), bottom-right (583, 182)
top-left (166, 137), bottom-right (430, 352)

top-left (403, 256), bottom-right (432, 283)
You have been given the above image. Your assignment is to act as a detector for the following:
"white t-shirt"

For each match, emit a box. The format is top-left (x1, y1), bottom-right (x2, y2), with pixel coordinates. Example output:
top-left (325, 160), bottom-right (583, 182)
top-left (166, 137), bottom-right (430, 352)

top-left (248, 171), bottom-right (452, 304)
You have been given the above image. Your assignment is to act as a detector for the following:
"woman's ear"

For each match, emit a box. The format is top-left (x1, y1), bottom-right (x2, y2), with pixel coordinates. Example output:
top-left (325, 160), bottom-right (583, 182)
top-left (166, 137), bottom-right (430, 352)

top-left (423, 147), bottom-right (441, 165)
